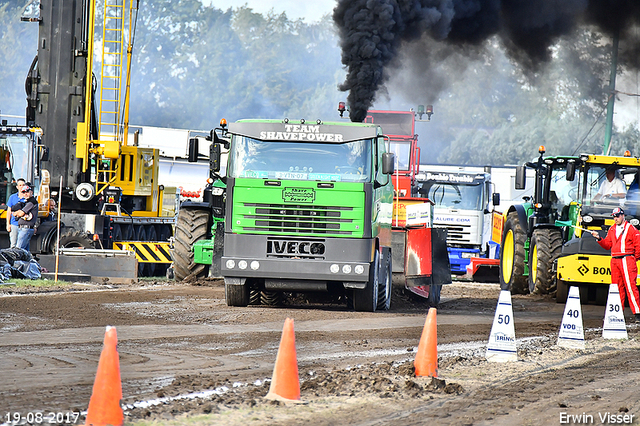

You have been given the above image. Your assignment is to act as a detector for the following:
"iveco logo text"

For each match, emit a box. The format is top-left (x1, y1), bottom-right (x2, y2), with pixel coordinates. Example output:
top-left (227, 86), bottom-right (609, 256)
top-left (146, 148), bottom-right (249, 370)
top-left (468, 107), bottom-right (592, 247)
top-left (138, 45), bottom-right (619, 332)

top-left (267, 240), bottom-right (325, 255)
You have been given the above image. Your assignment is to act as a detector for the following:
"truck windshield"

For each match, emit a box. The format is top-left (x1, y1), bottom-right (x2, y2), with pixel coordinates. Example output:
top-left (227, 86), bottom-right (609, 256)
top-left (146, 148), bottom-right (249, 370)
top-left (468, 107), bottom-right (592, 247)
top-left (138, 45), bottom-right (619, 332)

top-left (424, 182), bottom-right (483, 210)
top-left (228, 136), bottom-right (372, 182)
top-left (389, 141), bottom-right (411, 171)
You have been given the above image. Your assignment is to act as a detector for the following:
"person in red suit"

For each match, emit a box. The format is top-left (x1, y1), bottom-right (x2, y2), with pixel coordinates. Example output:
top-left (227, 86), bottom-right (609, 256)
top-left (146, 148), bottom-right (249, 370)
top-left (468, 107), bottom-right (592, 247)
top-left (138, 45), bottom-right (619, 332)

top-left (591, 207), bottom-right (640, 322)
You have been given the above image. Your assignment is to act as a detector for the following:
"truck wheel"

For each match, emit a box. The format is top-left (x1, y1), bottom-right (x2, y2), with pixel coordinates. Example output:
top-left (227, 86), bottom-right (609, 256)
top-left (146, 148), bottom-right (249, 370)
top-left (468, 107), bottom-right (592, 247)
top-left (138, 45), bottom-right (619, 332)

top-left (377, 248), bottom-right (392, 311)
top-left (428, 284), bottom-right (442, 308)
top-left (225, 281), bottom-right (249, 307)
top-left (172, 208), bottom-right (210, 281)
top-left (556, 279), bottom-right (569, 303)
top-left (57, 231), bottom-right (95, 250)
top-left (500, 212), bottom-right (528, 294)
top-left (353, 249), bottom-right (379, 312)
top-left (528, 228), bottom-right (563, 294)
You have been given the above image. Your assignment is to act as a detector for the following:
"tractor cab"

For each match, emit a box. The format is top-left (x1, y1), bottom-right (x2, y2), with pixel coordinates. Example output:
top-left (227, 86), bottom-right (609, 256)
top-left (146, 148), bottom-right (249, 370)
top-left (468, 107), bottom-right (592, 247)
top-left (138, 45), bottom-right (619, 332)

top-left (578, 153), bottom-right (640, 230)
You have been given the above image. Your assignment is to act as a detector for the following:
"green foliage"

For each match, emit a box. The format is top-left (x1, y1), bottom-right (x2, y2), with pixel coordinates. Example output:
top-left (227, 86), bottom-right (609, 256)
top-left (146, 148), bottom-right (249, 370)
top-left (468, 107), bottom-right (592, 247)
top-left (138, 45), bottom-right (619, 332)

top-left (127, 2), bottom-right (342, 128)
top-left (0, 1), bottom-right (637, 167)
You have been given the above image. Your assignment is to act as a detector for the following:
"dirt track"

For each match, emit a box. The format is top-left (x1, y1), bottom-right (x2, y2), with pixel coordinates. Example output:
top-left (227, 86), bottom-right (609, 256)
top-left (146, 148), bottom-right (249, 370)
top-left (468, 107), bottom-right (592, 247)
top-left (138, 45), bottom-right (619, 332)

top-left (1, 280), bottom-right (639, 425)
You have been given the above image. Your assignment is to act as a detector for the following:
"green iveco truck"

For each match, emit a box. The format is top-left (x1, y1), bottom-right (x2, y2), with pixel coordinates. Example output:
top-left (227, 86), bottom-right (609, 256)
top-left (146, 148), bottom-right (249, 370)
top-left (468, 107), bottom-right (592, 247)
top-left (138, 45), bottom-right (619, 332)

top-left (176, 118), bottom-right (396, 311)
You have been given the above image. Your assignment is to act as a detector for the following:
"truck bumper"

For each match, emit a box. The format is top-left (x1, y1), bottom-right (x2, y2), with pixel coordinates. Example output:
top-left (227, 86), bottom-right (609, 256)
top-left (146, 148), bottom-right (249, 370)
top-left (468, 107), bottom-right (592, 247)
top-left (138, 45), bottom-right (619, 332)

top-left (222, 233), bottom-right (374, 283)
top-left (448, 248), bottom-right (480, 274)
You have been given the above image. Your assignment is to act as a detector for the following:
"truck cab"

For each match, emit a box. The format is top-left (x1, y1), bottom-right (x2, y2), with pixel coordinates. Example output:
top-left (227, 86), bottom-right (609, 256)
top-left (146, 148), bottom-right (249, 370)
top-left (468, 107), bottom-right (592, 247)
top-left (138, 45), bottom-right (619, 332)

top-left (417, 166), bottom-right (496, 274)
top-left (216, 119), bottom-right (396, 311)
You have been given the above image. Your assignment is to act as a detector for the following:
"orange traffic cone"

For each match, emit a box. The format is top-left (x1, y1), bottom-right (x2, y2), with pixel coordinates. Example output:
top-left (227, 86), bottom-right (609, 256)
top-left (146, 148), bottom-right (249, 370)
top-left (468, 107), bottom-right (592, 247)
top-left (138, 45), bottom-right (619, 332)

top-left (85, 326), bottom-right (123, 426)
top-left (265, 318), bottom-right (301, 402)
top-left (414, 307), bottom-right (438, 377)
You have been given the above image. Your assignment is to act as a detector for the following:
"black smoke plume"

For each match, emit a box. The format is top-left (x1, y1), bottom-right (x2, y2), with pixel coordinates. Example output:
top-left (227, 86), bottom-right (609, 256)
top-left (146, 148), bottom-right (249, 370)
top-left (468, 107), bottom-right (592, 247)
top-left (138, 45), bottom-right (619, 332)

top-left (334, 0), bottom-right (640, 122)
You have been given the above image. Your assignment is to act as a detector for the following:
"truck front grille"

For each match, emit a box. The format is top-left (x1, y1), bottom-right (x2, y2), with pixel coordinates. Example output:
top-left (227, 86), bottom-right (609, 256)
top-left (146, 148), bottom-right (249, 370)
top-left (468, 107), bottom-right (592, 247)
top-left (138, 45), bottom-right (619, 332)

top-left (242, 203), bottom-right (354, 234)
top-left (437, 224), bottom-right (473, 245)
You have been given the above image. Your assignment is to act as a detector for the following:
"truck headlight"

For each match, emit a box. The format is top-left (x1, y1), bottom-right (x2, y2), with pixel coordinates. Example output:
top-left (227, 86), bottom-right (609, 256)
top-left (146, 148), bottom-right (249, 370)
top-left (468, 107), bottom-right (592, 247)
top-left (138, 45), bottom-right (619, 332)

top-left (238, 260), bottom-right (248, 270)
top-left (342, 265), bottom-right (352, 274)
top-left (250, 261), bottom-right (260, 270)
top-left (226, 259), bottom-right (235, 269)
top-left (461, 252), bottom-right (474, 258)
top-left (354, 265), bottom-right (364, 274)
top-left (212, 187), bottom-right (224, 196)
top-left (582, 215), bottom-right (593, 223)
top-left (330, 264), bottom-right (339, 273)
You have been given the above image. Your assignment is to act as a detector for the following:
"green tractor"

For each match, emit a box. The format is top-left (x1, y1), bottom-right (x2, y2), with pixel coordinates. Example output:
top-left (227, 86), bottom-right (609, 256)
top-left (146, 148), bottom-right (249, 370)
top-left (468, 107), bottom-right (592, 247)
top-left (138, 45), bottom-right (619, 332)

top-left (172, 128), bottom-right (227, 281)
top-left (500, 147), bottom-right (580, 295)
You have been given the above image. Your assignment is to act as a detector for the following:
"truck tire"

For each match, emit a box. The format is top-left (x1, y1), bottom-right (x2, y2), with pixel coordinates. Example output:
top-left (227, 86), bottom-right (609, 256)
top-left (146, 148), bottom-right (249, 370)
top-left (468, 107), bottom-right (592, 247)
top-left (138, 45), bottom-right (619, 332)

top-left (377, 247), bottom-right (392, 310)
top-left (428, 284), bottom-right (442, 308)
top-left (556, 279), bottom-right (569, 303)
top-left (225, 281), bottom-right (249, 307)
top-left (528, 228), bottom-right (563, 294)
top-left (58, 230), bottom-right (95, 249)
top-left (500, 212), bottom-right (528, 294)
top-left (172, 208), bottom-right (210, 281)
top-left (353, 249), bottom-right (379, 312)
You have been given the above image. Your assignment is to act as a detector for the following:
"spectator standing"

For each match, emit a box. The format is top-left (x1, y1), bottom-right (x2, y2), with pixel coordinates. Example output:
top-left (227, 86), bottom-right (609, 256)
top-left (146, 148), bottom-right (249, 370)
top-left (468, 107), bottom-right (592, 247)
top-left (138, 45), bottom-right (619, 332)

top-left (6, 178), bottom-right (25, 248)
top-left (12, 183), bottom-right (38, 252)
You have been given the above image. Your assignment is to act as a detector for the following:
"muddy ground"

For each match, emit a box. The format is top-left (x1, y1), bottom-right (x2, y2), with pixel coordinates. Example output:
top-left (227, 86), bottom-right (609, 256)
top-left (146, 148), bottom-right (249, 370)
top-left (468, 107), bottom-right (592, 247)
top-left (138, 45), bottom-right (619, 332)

top-left (1, 279), bottom-right (639, 425)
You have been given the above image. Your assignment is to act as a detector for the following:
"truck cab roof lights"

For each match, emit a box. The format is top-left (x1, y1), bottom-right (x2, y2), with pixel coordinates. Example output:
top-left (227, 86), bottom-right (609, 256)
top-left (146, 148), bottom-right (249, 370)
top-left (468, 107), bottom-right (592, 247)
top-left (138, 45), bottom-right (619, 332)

top-left (624, 150), bottom-right (632, 157)
top-left (220, 118), bottom-right (227, 128)
top-left (538, 145), bottom-right (546, 154)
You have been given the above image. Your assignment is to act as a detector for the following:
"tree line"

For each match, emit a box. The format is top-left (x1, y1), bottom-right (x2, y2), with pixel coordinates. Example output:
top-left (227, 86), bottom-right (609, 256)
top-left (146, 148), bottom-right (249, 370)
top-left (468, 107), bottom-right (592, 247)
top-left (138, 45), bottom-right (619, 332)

top-left (0, 0), bottom-right (638, 166)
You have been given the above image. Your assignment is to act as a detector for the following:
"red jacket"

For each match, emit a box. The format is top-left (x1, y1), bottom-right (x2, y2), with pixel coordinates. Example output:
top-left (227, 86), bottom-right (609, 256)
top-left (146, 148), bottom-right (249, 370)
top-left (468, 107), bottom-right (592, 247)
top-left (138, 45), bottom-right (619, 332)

top-left (597, 221), bottom-right (640, 259)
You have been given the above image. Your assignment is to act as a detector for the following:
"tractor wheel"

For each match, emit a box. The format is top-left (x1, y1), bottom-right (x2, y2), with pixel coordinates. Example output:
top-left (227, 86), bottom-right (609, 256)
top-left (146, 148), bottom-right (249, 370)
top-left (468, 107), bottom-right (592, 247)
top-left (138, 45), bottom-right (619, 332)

top-left (353, 249), bottom-right (379, 312)
top-left (261, 290), bottom-right (284, 306)
top-left (528, 228), bottom-right (563, 294)
top-left (500, 212), bottom-right (528, 294)
top-left (210, 221), bottom-right (224, 278)
top-left (556, 279), bottom-right (569, 303)
top-left (172, 208), bottom-right (210, 281)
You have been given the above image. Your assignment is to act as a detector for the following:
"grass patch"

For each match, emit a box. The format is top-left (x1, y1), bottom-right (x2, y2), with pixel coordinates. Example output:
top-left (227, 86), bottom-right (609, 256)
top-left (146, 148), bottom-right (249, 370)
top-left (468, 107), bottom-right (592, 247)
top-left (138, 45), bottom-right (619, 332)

top-left (3, 278), bottom-right (74, 287)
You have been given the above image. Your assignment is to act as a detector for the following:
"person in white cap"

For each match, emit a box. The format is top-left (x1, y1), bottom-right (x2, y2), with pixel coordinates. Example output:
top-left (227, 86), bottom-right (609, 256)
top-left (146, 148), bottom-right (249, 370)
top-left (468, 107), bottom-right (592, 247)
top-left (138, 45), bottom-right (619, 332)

top-left (591, 207), bottom-right (640, 322)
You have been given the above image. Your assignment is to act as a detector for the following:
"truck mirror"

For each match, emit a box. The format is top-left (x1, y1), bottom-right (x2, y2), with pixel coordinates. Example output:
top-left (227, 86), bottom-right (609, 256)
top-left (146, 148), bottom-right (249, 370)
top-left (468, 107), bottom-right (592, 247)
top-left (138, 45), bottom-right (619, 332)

top-left (210, 142), bottom-right (221, 173)
top-left (515, 165), bottom-right (526, 190)
top-left (214, 129), bottom-right (230, 149)
top-left (566, 160), bottom-right (576, 181)
top-left (382, 152), bottom-right (395, 175)
top-left (492, 192), bottom-right (500, 206)
top-left (40, 146), bottom-right (49, 162)
top-left (188, 138), bottom-right (199, 163)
